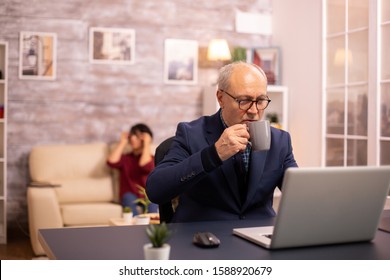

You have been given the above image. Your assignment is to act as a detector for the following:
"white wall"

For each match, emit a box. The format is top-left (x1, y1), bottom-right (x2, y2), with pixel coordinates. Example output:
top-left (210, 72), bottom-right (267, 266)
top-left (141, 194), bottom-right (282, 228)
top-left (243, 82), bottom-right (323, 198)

top-left (272, 0), bottom-right (323, 167)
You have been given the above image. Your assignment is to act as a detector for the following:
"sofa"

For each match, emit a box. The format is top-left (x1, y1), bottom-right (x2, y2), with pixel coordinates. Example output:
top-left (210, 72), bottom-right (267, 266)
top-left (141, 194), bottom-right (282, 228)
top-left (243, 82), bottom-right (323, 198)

top-left (27, 142), bottom-right (123, 256)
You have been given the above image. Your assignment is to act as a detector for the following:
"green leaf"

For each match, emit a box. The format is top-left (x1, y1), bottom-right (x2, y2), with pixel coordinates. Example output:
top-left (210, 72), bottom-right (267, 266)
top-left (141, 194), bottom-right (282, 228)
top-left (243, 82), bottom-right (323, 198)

top-left (145, 222), bottom-right (172, 248)
top-left (123, 206), bottom-right (132, 213)
top-left (132, 184), bottom-right (151, 214)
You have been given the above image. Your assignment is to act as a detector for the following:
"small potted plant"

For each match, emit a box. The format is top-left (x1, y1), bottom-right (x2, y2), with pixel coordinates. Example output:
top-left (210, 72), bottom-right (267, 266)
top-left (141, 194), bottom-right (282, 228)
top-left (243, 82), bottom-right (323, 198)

top-left (266, 113), bottom-right (282, 129)
top-left (231, 47), bottom-right (247, 62)
top-left (143, 222), bottom-right (172, 260)
top-left (122, 206), bottom-right (133, 224)
top-left (133, 185), bottom-right (151, 225)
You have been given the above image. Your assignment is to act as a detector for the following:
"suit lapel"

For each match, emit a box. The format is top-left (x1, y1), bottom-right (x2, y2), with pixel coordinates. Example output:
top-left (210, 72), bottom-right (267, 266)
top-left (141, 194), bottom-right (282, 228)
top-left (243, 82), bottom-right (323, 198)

top-left (204, 110), bottom-right (223, 145)
top-left (204, 111), bottom-right (241, 206)
top-left (220, 157), bottom-right (242, 206)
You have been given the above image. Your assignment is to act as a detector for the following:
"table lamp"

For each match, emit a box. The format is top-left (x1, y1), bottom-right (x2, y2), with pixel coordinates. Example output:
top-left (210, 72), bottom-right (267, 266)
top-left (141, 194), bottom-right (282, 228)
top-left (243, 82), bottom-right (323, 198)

top-left (207, 39), bottom-right (232, 62)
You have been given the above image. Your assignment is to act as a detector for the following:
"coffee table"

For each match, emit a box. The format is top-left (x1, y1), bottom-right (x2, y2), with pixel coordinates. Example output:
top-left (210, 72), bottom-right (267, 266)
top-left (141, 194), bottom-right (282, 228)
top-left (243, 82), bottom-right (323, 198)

top-left (109, 213), bottom-right (160, 226)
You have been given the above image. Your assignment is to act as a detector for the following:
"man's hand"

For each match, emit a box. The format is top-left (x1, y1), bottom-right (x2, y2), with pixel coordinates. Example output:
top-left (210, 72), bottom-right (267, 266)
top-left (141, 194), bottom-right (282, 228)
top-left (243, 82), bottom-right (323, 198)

top-left (215, 124), bottom-right (249, 161)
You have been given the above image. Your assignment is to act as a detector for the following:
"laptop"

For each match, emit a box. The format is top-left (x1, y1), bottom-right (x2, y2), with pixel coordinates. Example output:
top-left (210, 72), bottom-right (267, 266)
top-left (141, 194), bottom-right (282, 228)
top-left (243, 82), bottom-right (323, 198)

top-left (233, 166), bottom-right (390, 249)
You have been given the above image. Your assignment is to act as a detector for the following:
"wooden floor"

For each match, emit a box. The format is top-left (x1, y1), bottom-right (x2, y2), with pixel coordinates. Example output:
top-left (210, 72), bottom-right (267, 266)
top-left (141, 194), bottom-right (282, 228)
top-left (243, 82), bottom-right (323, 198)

top-left (0, 227), bottom-right (35, 260)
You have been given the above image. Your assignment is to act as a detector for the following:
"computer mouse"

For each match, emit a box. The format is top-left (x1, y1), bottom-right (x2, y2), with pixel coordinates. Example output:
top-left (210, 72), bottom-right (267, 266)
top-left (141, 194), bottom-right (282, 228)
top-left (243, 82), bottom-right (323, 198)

top-left (192, 232), bottom-right (220, 248)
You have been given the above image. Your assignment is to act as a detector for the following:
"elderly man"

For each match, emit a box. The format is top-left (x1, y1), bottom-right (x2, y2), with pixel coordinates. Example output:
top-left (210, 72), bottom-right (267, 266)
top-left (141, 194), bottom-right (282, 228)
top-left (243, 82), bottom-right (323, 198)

top-left (146, 61), bottom-right (298, 222)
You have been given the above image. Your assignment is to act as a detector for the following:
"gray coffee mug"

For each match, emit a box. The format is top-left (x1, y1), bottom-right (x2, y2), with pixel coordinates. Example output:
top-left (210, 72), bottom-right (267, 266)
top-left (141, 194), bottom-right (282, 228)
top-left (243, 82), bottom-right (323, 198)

top-left (248, 120), bottom-right (271, 151)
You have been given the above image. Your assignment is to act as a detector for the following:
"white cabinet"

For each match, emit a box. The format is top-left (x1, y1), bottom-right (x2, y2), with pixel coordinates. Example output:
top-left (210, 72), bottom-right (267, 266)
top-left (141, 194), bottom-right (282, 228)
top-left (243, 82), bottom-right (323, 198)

top-left (266, 85), bottom-right (288, 130)
top-left (203, 85), bottom-right (289, 130)
top-left (0, 41), bottom-right (7, 244)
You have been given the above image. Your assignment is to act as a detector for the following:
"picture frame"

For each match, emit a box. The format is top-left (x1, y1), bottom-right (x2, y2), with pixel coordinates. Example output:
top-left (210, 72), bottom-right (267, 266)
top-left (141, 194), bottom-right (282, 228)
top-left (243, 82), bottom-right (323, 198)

top-left (252, 47), bottom-right (281, 85)
top-left (89, 27), bottom-right (135, 65)
top-left (19, 31), bottom-right (57, 80)
top-left (164, 39), bottom-right (198, 85)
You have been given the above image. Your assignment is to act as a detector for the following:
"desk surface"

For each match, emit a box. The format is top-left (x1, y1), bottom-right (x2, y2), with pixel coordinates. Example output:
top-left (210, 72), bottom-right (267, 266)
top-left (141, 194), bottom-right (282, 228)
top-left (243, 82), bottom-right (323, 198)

top-left (39, 211), bottom-right (390, 260)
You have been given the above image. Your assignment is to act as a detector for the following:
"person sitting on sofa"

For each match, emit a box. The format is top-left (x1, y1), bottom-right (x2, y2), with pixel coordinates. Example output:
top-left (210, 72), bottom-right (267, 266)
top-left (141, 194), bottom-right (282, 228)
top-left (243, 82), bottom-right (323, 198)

top-left (107, 123), bottom-right (158, 215)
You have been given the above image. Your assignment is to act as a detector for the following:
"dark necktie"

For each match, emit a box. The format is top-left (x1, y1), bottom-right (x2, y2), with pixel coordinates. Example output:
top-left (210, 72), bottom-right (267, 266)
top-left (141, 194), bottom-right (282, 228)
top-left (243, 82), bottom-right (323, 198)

top-left (235, 153), bottom-right (249, 204)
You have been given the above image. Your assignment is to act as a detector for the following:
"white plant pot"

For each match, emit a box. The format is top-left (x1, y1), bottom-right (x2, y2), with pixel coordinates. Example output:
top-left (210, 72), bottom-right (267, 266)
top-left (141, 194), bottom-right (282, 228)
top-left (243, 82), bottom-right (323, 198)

top-left (143, 243), bottom-right (171, 260)
top-left (134, 215), bottom-right (150, 225)
top-left (122, 212), bottom-right (133, 224)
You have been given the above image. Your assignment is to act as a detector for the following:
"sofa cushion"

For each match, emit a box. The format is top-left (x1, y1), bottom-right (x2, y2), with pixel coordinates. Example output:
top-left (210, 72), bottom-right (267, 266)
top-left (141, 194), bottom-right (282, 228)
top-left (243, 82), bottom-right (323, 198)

top-left (55, 177), bottom-right (114, 204)
top-left (61, 203), bottom-right (122, 226)
top-left (29, 142), bottom-right (110, 182)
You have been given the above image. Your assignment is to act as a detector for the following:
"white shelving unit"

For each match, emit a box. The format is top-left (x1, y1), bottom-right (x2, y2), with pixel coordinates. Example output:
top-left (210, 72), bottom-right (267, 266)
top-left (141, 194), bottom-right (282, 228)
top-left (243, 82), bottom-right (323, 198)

top-left (266, 85), bottom-right (289, 131)
top-left (0, 41), bottom-right (8, 244)
top-left (203, 85), bottom-right (289, 130)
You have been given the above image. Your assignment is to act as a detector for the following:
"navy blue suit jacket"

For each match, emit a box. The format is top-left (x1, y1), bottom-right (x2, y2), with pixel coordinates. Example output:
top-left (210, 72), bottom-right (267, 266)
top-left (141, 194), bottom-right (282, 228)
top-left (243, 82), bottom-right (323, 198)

top-left (146, 110), bottom-right (298, 222)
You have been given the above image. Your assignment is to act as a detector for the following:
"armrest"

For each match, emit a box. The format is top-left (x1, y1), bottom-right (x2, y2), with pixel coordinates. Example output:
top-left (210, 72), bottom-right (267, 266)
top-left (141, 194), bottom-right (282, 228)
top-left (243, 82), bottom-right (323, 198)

top-left (28, 181), bottom-right (61, 188)
top-left (27, 187), bottom-right (63, 256)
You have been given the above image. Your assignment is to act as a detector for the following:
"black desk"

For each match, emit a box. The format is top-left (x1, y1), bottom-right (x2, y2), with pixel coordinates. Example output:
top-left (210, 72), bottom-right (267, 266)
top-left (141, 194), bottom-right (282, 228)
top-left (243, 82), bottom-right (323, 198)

top-left (39, 211), bottom-right (390, 260)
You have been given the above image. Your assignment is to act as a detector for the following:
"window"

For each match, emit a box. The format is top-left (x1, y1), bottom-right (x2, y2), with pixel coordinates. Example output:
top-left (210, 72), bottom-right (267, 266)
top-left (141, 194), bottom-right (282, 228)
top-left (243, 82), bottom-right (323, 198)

top-left (323, 0), bottom-right (389, 166)
top-left (380, 0), bottom-right (390, 164)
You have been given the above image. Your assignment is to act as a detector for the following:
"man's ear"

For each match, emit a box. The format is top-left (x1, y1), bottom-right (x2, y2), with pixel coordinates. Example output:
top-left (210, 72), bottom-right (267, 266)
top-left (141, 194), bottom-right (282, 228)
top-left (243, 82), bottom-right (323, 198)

top-left (216, 90), bottom-right (224, 109)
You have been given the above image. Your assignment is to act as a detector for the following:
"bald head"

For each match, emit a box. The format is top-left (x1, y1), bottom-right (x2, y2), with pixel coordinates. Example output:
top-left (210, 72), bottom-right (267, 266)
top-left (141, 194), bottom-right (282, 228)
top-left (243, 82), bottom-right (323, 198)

top-left (217, 61), bottom-right (268, 92)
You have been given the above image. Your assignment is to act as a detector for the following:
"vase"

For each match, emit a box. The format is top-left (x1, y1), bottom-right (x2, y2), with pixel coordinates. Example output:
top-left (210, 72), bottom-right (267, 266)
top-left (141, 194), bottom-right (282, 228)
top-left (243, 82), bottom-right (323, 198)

top-left (122, 212), bottom-right (133, 224)
top-left (143, 243), bottom-right (171, 260)
top-left (134, 214), bottom-right (150, 225)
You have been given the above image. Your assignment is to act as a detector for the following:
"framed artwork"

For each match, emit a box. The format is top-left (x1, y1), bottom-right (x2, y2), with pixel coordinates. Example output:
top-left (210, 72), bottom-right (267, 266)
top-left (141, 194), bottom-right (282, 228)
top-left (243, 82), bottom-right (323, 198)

top-left (164, 39), bottom-right (198, 85)
top-left (19, 31), bottom-right (57, 80)
top-left (252, 47), bottom-right (281, 85)
top-left (89, 27), bottom-right (135, 65)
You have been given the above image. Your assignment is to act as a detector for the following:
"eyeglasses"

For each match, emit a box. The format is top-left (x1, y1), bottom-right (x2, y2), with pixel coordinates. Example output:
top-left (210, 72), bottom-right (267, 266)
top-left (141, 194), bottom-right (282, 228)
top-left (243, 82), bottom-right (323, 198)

top-left (219, 89), bottom-right (271, 111)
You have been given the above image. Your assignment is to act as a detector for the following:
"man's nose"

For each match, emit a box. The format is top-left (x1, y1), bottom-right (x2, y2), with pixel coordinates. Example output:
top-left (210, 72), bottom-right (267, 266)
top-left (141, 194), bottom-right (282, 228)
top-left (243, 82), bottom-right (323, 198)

top-left (247, 102), bottom-right (259, 114)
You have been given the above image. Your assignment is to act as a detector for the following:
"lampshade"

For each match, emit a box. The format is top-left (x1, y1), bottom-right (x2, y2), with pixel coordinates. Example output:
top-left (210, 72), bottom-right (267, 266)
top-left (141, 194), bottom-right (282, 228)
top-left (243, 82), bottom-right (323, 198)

top-left (207, 39), bottom-right (232, 61)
